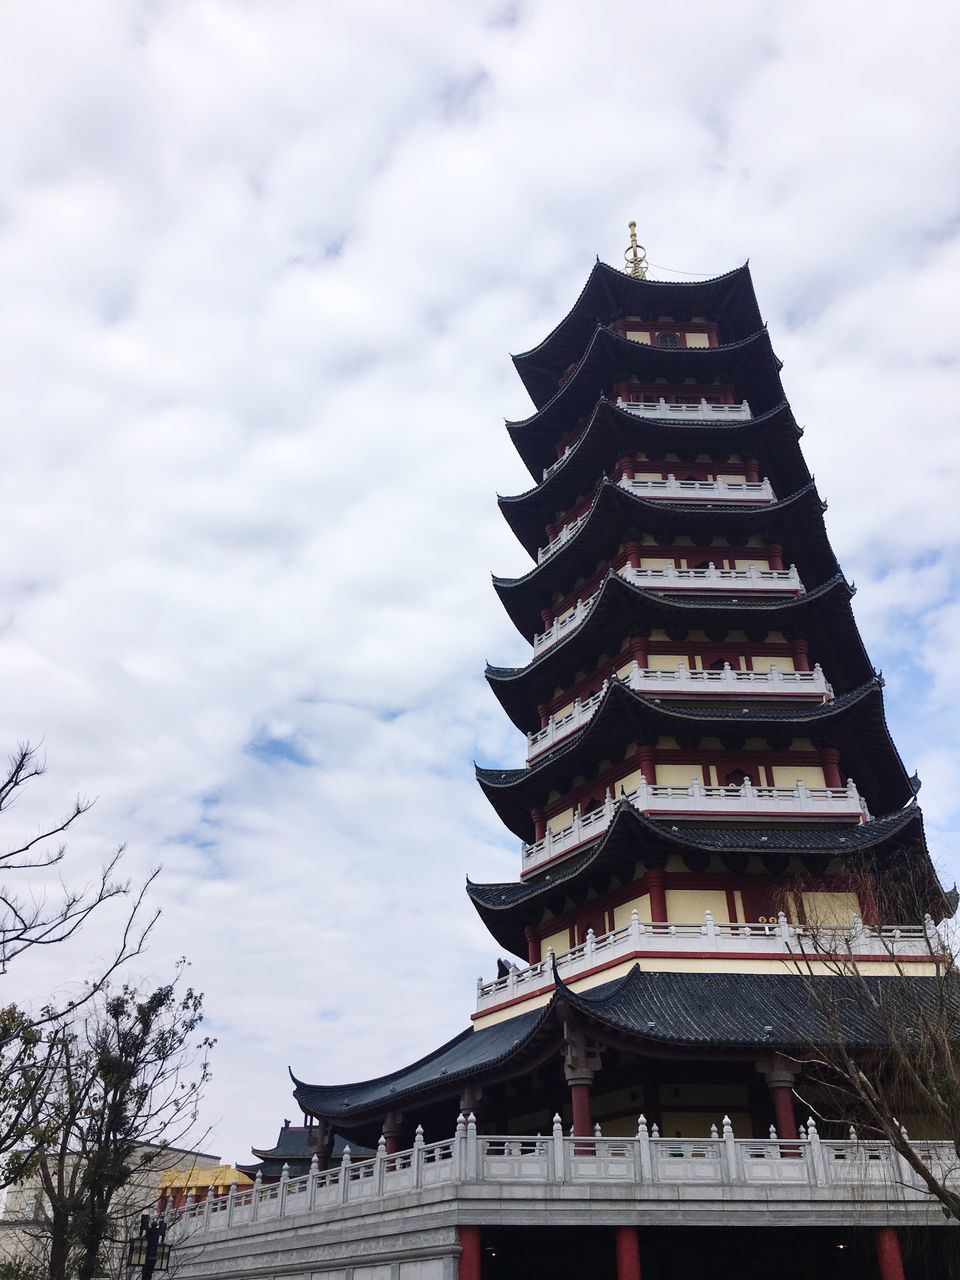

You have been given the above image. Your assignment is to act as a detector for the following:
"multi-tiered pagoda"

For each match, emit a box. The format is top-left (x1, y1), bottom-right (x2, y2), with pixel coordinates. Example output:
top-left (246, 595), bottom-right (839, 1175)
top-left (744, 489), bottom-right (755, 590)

top-left (175, 240), bottom-right (957, 1280)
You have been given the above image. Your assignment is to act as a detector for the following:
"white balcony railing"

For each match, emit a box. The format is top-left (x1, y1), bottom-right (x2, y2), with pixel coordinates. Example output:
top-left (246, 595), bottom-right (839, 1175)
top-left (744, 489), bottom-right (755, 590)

top-left (534, 564), bottom-right (804, 655)
top-left (526, 662), bottom-right (833, 761)
top-left (476, 912), bottom-right (941, 1013)
top-left (537, 476), bottom-right (776, 563)
top-left (616, 396), bottom-right (752, 421)
top-left (172, 1114), bottom-right (956, 1242)
top-left (522, 778), bottom-right (869, 877)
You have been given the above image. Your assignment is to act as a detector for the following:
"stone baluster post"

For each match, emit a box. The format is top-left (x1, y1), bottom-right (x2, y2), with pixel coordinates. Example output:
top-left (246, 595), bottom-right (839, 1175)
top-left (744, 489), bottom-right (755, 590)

top-left (551, 1113), bottom-right (565, 1183)
top-left (629, 908), bottom-right (643, 949)
top-left (806, 1117), bottom-right (826, 1186)
top-left (722, 1115), bottom-right (740, 1183)
top-left (339, 1147), bottom-right (352, 1204)
top-left (307, 1156), bottom-right (319, 1209)
top-left (636, 1114), bottom-right (652, 1181)
top-left (413, 1123), bottom-right (425, 1188)
top-left (374, 1135), bottom-right (387, 1196)
top-left (250, 1173), bottom-right (261, 1221)
top-left (226, 1180), bottom-right (237, 1227)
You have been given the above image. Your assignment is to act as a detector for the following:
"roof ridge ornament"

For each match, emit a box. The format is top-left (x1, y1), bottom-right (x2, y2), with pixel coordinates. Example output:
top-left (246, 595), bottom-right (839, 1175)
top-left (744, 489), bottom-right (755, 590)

top-left (624, 221), bottom-right (648, 279)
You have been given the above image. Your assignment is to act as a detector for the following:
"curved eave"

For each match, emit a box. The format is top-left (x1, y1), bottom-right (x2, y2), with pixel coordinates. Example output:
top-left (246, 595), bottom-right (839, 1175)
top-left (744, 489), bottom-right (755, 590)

top-left (291, 1002), bottom-right (558, 1125)
top-left (467, 805), bottom-right (928, 954)
top-left (499, 400), bottom-right (810, 556)
top-left (493, 481), bottom-right (836, 639)
top-left (507, 327), bottom-right (785, 480)
top-left (475, 679), bottom-right (911, 840)
top-left (553, 964), bottom-right (939, 1051)
top-left (512, 262), bottom-right (762, 409)
top-left (485, 574), bottom-right (871, 733)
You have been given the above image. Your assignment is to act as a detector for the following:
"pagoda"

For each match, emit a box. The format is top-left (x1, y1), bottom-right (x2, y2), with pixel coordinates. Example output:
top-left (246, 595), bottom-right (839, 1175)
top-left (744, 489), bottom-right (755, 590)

top-left (174, 234), bottom-right (957, 1280)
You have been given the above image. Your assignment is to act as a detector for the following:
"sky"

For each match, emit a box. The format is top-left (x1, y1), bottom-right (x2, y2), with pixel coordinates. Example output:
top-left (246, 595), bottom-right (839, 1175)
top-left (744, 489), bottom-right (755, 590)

top-left (1, 0), bottom-right (959, 1166)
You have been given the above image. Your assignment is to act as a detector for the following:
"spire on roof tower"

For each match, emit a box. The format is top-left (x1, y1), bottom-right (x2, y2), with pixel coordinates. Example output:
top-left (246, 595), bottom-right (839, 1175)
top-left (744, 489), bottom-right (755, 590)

top-left (624, 221), bottom-right (648, 278)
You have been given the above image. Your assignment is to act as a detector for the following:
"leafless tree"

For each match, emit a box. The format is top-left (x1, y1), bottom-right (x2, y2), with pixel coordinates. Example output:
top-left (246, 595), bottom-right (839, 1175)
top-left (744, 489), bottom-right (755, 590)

top-left (786, 866), bottom-right (960, 1221)
top-left (0, 743), bottom-right (159, 1189)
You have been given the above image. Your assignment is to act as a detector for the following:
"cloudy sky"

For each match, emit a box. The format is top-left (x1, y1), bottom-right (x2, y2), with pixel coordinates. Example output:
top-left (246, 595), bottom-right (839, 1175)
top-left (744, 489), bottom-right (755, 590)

top-left (1, 0), bottom-right (959, 1164)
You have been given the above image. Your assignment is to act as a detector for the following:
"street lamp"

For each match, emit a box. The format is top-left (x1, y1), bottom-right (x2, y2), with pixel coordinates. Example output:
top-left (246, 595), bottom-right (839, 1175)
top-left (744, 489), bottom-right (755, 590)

top-left (127, 1213), bottom-right (171, 1278)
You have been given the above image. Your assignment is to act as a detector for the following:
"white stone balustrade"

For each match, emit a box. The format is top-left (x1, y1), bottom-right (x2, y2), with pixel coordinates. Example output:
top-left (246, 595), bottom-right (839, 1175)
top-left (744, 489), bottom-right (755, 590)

top-left (537, 477), bottom-right (776, 564)
top-left (171, 1113), bottom-right (957, 1242)
top-left (526, 662), bottom-right (833, 761)
top-left (533, 564), bottom-right (804, 655)
top-left (616, 396), bottom-right (753, 421)
top-left (475, 913), bottom-right (940, 1013)
top-left (521, 778), bottom-right (869, 876)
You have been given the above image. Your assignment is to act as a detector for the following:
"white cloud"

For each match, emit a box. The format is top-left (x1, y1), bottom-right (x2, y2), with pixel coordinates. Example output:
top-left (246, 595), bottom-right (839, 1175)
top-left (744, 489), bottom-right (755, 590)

top-left (0, 0), bottom-right (958, 1162)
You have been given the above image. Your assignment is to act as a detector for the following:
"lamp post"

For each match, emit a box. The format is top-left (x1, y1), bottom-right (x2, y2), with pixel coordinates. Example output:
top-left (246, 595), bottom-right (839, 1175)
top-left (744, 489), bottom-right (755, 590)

top-left (127, 1213), bottom-right (171, 1279)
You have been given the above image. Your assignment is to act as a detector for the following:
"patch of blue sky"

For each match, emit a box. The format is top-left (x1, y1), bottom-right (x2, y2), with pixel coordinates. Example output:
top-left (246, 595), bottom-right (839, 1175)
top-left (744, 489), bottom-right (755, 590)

top-left (247, 733), bottom-right (312, 767)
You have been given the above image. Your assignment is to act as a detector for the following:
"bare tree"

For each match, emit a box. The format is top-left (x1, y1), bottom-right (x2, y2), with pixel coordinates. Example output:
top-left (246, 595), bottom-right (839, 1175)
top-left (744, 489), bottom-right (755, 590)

top-left (19, 963), bottom-right (214, 1280)
top-left (0, 743), bottom-right (159, 1189)
top-left (786, 868), bottom-right (960, 1221)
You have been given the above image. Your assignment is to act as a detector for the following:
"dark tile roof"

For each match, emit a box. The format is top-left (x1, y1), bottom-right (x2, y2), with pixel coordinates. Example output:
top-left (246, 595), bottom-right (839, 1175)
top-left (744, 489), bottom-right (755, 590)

top-left (512, 261), bottom-right (763, 410)
top-left (292, 1006), bottom-right (551, 1123)
top-left (561, 965), bottom-right (956, 1048)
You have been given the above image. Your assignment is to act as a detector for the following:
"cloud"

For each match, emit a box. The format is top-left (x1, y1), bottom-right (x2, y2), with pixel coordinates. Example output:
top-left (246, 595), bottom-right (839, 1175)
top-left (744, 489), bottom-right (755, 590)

top-left (0, 0), bottom-right (958, 1163)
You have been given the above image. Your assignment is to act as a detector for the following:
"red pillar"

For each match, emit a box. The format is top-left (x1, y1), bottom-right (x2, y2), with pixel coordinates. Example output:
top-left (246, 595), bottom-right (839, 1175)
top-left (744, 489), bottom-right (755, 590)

top-left (874, 1227), bottom-right (906, 1280)
top-left (624, 539), bottom-right (641, 570)
top-left (637, 743), bottom-right (657, 785)
top-left (382, 1111), bottom-right (403, 1155)
top-left (790, 637), bottom-right (811, 672)
top-left (744, 457), bottom-right (760, 484)
top-left (531, 807), bottom-right (545, 841)
top-left (632, 636), bottom-right (650, 667)
top-left (524, 926), bottom-right (541, 965)
top-left (766, 542), bottom-right (784, 571)
top-left (770, 1086), bottom-right (798, 1141)
top-left (570, 1081), bottom-right (592, 1137)
top-left (646, 868), bottom-right (667, 924)
top-left (620, 456), bottom-right (636, 481)
top-left (540, 607), bottom-right (553, 630)
top-left (615, 1226), bottom-right (642, 1280)
top-left (458, 1225), bottom-right (482, 1280)
top-left (819, 746), bottom-right (843, 790)
top-left (537, 702), bottom-right (550, 730)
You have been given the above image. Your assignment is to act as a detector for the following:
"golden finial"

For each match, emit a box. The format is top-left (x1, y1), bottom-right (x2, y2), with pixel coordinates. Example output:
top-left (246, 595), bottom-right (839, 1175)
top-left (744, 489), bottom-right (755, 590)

top-left (624, 221), bottom-right (648, 279)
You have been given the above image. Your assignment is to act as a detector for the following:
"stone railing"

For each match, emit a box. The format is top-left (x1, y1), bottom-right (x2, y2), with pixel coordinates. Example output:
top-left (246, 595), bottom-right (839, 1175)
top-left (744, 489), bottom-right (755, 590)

top-left (475, 912), bottom-right (940, 1013)
top-left (536, 477), bottom-right (776, 564)
top-left (172, 1114), bottom-right (956, 1239)
top-left (521, 778), bottom-right (869, 876)
top-left (526, 662), bottom-right (833, 761)
top-left (533, 564), bottom-right (803, 655)
top-left (615, 396), bottom-right (752, 421)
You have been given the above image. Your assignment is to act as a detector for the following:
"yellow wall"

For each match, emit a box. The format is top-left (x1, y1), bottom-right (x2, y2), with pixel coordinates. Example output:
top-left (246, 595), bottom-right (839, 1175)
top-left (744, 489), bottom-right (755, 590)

top-left (716, 472), bottom-right (745, 482)
top-left (771, 765), bottom-right (826, 788)
top-left (646, 654), bottom-right (687, 670)
top-left (640, 557), bottom-right (676, 569)
top-left (734, 558), bottom-right (770, 570)
top-left (800, 892), bottom-right (861, 926)
top-left (627, 330), bottom-right (651, 344)
top-left (684, 332), bottom-right (710, 348)
top-left (546, 807), bottom-right (574, 833)
top-left (665, 889), bottom-right (730, 923)
top-left (613, 895), bottom-right (651, 926)
top-left (656, 763), bottom-right (703, 786)
top-left (541, 927), bottom-right (570, 957)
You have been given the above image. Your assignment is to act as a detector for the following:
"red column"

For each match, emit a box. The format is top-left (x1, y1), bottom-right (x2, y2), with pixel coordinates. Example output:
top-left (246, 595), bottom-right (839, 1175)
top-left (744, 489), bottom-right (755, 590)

top-left (621, 456), bottom-right (636, 481)
top-left (770, 1086), bottom-right (798, 1141)
top-left (624, 539), bottom-right (641, 570)
top-left (874, 1227), bottom-right (906, 1280)
top-left (766, 542), bottom-right (784, 571)
top-left (632, 636), bottom-right (649, 667)
top-left (570, 1080), bottom-right (592, 1137)
top-left (790, 637), bottom-right (810, 672)
top-left (744, 458), bottom-right (760, 484)
top-left (382, 1111), bottom-right (403, 1155)
top-left (525, 926), bottom-right (541, 965)
top-left (858, 876), bottom-right (880, 926)
top-left (637, 744), bottom-right (657, 785)
top-left (531, 807), bottom-right (545, 842)
top-left (819, 746), bottom-right (843, 790)
top-left (615, 1226), bottom-right (642, 1280)
top-left (458, 1225), bottom-right (482, 1280)
top-left (537, 702), bottom-right (550, 730)
top-left (646, 868), bottom-right (667, 924)
top-left (540, 608), bottom-right (554, 630)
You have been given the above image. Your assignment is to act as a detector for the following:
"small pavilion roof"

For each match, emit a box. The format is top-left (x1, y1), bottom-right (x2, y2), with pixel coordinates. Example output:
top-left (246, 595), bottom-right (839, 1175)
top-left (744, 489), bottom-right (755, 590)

top-left (485, 574), bottom-right (872, 733)
top-left (475, 679), bottom-right (912, 840)
top-left (466, 805), bottom-right (939, 953)
top-left (512, 261), bottom-right (763, 408)
top-left (493, 482), bottom-right (837, 638)
top-left (507, 327), bottom-right (785, 480)
top-left (498, 400), bottom-right (812, 556)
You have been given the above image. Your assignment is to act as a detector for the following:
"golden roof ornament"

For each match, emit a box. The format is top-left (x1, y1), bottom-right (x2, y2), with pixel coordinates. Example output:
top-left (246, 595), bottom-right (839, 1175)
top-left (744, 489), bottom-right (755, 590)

top-left (624, 221), bottom-right (648, 279)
